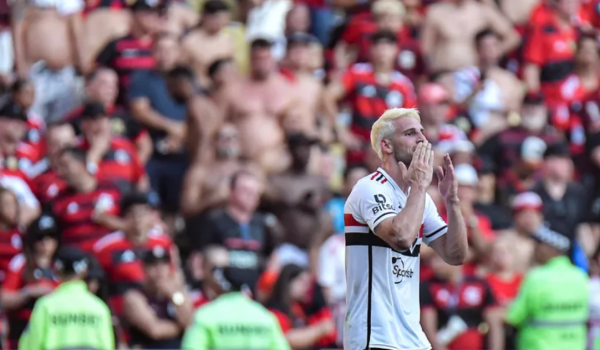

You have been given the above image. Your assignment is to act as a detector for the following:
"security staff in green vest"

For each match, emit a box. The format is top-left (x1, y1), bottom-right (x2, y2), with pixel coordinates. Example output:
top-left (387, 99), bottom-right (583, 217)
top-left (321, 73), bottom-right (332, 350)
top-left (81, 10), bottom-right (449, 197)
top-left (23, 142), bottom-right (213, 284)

top-left (19, 246), bottom-right (114, 350)
top-left (506, 224), bottom-right (589, 350)
top-left (182, 255), bottom-right (290, 350)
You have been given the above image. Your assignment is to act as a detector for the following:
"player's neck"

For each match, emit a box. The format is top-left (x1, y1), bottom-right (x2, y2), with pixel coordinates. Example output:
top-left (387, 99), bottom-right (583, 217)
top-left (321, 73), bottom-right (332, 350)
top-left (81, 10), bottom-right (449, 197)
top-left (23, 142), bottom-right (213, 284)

top-left (381, 158), bottom-right (409, 192)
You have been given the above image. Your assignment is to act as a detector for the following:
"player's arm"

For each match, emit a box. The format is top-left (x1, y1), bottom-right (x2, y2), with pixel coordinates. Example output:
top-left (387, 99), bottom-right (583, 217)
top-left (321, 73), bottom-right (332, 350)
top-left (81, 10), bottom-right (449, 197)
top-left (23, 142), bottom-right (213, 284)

top-left (181, 312), bottom-right (210, 350)
top-left (18, 300), bottom-right (47, 350)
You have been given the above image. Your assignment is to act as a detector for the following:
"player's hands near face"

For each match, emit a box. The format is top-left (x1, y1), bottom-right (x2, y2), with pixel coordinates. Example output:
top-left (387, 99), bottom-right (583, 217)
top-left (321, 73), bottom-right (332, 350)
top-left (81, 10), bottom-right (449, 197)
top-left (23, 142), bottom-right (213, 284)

top-left (436, 153), bottom-right (459, 203)
top-left (399, 141), bottom-right (434, 190)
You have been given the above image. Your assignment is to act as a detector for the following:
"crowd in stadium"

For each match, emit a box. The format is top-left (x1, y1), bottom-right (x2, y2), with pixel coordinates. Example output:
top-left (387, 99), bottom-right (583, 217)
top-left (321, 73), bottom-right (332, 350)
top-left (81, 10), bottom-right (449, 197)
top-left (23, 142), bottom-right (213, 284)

top-left (0, 0), bottom-right (599, 348)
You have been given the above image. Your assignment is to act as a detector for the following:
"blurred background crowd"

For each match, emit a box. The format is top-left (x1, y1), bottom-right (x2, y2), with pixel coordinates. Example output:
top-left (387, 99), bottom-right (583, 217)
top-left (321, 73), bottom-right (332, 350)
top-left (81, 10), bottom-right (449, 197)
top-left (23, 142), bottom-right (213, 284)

top-left (0, 0), bottom-right (599, 348)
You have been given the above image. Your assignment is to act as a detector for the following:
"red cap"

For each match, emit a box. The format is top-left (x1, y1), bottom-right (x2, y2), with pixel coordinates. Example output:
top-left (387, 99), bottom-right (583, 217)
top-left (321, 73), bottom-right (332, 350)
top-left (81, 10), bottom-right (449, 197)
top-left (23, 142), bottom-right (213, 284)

top-left (512, 192), bottom-right (543, 213)
top-left (418, 83), bottom-right (450, 104)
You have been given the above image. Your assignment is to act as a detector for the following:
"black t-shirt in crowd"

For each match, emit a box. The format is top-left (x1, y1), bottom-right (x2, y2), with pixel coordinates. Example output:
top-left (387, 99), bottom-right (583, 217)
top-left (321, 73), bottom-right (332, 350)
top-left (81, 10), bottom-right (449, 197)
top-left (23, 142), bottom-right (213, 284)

top-left (188, 209), bottom-right (277, 289)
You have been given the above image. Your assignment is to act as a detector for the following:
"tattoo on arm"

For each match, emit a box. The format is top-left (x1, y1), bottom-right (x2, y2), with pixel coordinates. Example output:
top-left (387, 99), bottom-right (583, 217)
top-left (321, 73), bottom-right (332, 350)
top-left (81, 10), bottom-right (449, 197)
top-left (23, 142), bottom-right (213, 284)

top-left (11, 0), bottom-right (27, 22)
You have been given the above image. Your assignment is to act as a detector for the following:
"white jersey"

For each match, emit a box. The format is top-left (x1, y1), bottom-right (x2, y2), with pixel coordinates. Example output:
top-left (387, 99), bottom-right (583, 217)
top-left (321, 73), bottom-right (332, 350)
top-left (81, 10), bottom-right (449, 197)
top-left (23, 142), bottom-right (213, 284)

top-left (344, 167), bottom-right (447, 350)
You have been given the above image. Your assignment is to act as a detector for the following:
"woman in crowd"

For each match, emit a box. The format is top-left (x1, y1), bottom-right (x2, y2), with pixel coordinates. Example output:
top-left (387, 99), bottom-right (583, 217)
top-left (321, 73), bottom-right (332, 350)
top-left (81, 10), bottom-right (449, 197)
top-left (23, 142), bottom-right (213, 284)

top-left (267, 263), bottom-right (337, 349)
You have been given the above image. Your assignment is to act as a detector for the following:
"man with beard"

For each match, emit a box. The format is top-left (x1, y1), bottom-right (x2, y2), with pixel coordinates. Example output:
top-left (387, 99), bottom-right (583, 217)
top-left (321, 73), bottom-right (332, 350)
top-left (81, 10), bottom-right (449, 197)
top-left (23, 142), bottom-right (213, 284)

top-left (343, 107), bottom-right (467, 350)
top-left (181, 123), bottom-right (262, 218)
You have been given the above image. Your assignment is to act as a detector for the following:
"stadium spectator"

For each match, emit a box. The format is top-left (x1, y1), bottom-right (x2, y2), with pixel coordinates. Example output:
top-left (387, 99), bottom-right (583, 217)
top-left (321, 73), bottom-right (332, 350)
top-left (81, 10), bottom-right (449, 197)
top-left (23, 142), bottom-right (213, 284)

top-left (129, 33), bottom-right (188, 215)
top-left (263, 133), bottom-right (331, 267)
top-left (218, 38), bottom-right (298, 174)
top-left (1, 215), bottom-right (59, 350)
top-left (181, 0), bottom-right (235, 86)
top-left (267, 264), bottom-right (337, 349)
top-left (67, 68), bottom-right (152, 163)
top-left (93, 190), bottom-right (173, 318)
top-left (10, 79), bottom-right (43, 137)
top-left (421, 253), bottom-right (504, 350)
top-left (0, 187), bottom-right (22, 279)
top-left (96, 0), bottom-right (167, 104)
top-left (49, 147), bottom-right (123, 253)
top-left (206, 58), bottom-right (238, 110)
top-left (0, 100), bottom-right (42, 178)
top-left (485, 236), bottom-right (523, 307)
top-left (190, 169), bottom-right (279, 291)
top-left (501, 192), bottom-right (541, 273)
top-left (122, 246), bottom-right (193, 349)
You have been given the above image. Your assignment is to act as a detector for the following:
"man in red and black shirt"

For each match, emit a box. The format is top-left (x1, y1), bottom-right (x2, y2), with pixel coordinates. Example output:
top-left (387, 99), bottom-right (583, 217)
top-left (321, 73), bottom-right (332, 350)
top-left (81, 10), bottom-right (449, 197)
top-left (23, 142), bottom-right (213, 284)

top-left (95, 0), bottom-right (167, 104)
top-left (336, 0), bottom-right (424, 82)
top-left (66, 68), bottom-right (152, 164)
top-left (324, 30), bottom-right (417, 166)
top-left (49, 147), bottom-right (123, 254)
top-left (522, 0), bottom-right (581, 106)
top-left (420, 254), bottom-right (504, 350)
top-left (0, 100), bottom-right (42, 180)
top-left (0, 187), bottom-right (23, 281)
top-left (1, 215), bottom-right (60, 349)
top-left (76, 101), bottom-right (148, 193)
top-left (93, 191), bottom-right (174, 316)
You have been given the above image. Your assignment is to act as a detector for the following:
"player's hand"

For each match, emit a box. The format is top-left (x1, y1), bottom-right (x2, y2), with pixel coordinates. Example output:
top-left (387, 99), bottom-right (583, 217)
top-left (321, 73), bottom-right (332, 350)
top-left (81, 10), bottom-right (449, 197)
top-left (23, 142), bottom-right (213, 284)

top-left (436, 153), bottom-right (459, 203)
top-left (399, 141), bottom-right (434, 190)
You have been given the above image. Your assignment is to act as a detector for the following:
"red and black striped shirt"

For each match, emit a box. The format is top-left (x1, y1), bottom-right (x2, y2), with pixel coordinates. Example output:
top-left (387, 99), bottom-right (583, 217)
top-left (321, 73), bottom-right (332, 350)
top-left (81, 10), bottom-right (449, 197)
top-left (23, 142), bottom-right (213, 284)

top-left (0, 227), bottom-right (22, 281)
top-left (95, 35), bottom-right (155, 104)
top-left (93, 229), bottom-right (173, 315)
top-left (49, 181), bottom-right (122, 254)
top-left (76, 136), bottom-right (145, 193)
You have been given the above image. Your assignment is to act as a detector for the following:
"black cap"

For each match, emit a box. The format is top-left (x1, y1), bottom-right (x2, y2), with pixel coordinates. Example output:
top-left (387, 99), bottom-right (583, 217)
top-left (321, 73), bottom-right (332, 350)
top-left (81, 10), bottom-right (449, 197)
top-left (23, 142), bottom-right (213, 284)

top-left (287, 132), bottom-right (319, 147)
top-left (523, 92), bottom-right (545, 106)
top-left (142, 246), bottom-right (171, 265)
top-left (212, 266), bottom-right (254, 292)
top-left (543, 141), bottom-right (570, 159)
top-left (286, 32), bottom-right (319, 48)
top-left (532, 224), bottom-right (571, 253)
top-left (25, 215), bottom-right (59, 245)
top-left (0, 100), bottom-right (27, 122)
top-left (129, 0), bottom-right (167, 12)
top-left (80, 101), bottom-right (107, 120)
top-left (120, 190), bottom-right (161, 216)
top-left (370, 30), bottom-right (397, 44)
top-left (54, 246), bottom-right (89, 275)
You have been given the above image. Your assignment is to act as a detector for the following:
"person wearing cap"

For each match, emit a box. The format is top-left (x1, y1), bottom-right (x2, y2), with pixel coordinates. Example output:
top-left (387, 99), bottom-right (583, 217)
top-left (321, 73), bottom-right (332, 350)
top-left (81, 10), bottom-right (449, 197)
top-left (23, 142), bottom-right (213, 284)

top-left (181, 0), bottom-right (234, 87)
top-left (18, 246), bottom-right (114, 350)
top-left (0, 99), bottom-right (42, 176)
top-left (96, 0), bottom-right (167, 104)
top-left (1, 215), bottom-right (59, 350)
top-left (75, 100), bottom-right (149, 193)
top-left (323, 30), bottom-right (417, 166)
top-left (506, 222), bottom-right (589, 350)
top-left (122, 246), bottom-right (193, 349)
top-left (93, 190), bottom-right (173, 318)
top-left (182, 263), bottom-right (291, 350)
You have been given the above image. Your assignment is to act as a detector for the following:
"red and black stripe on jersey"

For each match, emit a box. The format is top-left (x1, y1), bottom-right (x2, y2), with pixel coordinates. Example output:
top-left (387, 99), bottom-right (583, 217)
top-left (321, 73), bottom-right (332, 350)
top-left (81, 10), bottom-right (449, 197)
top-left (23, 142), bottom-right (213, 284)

top-left (0, 227), bottom-right (22, 280)
top-left (49, 181), bottom-right (122, 254)
top-left (93, 231), bottom-right (173, 315)
top-left (2, 254), bottom-right (59, 345)
top-left (77, 137), bottom-right (145, 193)
top-left (95, 35), bottom-right (155, 103)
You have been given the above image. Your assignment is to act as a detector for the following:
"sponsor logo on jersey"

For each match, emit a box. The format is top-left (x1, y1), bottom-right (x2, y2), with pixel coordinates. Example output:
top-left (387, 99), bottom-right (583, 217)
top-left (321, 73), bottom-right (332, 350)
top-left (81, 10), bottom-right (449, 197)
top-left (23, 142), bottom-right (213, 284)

top-left (372, 194), bottom-right (395, 214)
top-left (391, 256), bottom-right (414, 284)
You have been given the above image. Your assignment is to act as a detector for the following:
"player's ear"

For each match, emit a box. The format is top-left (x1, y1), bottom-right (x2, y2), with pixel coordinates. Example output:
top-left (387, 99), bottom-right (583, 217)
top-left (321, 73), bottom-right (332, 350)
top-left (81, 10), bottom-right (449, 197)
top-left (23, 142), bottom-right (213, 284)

top-left (381, 139), bottom-right (393, 155)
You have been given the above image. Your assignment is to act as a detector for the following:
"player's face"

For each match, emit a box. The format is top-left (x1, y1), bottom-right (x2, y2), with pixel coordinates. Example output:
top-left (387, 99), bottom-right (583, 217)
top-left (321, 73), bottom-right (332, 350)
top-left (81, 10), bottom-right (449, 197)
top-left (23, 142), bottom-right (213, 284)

top-left (386, 117), bottom-right (427, 165)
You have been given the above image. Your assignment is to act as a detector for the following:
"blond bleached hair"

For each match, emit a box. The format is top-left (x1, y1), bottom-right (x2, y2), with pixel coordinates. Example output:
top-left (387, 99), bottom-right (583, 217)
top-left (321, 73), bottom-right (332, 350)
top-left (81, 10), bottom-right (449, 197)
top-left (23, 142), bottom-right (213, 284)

top-left (370, 108), bottom-right (421, 159)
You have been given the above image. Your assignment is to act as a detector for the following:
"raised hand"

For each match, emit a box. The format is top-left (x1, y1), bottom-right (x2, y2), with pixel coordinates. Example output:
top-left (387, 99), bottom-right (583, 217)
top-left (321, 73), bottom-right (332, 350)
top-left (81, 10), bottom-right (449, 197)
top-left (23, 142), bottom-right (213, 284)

top-left (436, 153), bottom-right (458, 202)
top-left (399, 141), bottom-right (434, 190)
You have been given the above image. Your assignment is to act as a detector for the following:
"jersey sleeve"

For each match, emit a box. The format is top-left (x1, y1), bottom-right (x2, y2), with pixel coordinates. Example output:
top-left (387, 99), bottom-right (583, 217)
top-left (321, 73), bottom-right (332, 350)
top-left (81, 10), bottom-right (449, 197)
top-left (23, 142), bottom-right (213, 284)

top-left (182, 312), bottom-right (210, 350)
top-left (353, 181), bottom-right (398, 233)
top-left (506, 273), bottom-right (533, 327)
top-left (18, 300), bottom-right (47, 350)
top-left (422, 194), bottom-right (448, 245)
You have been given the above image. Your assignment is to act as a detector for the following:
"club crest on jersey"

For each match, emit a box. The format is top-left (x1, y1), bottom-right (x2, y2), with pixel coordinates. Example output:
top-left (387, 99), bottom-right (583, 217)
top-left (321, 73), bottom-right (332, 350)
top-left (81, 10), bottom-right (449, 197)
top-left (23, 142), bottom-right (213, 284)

top-left (371, 194), bottom-right (394, 215)
top-left (391, 256), bottom-right (414, 284)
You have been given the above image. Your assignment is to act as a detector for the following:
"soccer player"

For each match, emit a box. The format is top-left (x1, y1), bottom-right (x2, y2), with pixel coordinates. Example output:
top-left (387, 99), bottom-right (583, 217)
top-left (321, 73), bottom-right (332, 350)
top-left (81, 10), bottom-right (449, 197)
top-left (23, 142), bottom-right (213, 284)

top-left (344, 108), bottom-right (468, 350)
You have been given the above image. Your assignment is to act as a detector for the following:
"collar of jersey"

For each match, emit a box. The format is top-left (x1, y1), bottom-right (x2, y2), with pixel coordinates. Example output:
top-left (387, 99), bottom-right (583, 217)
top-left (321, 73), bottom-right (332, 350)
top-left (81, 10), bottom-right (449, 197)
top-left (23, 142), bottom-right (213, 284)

top-left (545, 255), bottom-right (571, 267)
top-left (56, 280), bottom-right (88, 293)
top-left (377, 167), bottom-right (404, 194)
